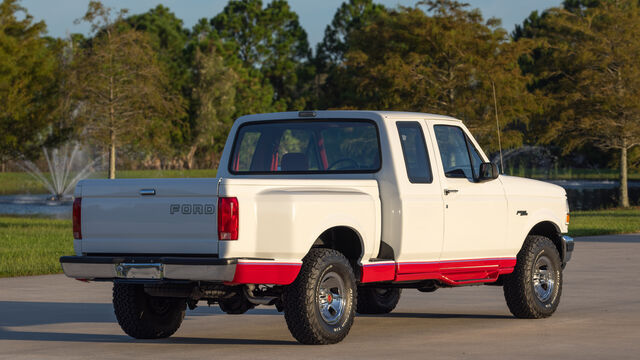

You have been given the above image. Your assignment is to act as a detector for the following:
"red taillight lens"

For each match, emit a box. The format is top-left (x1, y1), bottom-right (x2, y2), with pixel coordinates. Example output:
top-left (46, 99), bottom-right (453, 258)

top-left (73, 197), bottom-right (82, 239)
top-left (218, 197), bottom-right (238, 240)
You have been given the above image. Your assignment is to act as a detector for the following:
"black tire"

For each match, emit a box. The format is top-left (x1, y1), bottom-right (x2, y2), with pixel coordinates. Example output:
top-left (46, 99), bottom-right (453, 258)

top-left (503, 235), bottom-right (563, 319)
top-left (113, 283), bottom-right (186, 339)
top-left (356, 287), bottom-right (401, 314)
top-left (283, 248), bottom-right (357, 345)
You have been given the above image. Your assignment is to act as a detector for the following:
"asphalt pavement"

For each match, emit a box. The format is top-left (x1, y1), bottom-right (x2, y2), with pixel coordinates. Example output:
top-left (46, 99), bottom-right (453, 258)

top-left (1, 234), bottom-right (639, 359)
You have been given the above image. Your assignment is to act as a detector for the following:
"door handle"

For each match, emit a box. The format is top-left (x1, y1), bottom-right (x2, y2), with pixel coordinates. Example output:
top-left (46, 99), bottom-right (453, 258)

top-left (444, 188), bottom-right (458, 195)
top-left (139, 189), bottom-right (156, 196)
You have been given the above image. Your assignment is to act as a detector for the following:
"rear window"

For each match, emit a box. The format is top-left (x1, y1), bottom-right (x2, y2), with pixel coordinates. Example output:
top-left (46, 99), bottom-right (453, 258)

top-left (230, 120), bottom-right (381, 174)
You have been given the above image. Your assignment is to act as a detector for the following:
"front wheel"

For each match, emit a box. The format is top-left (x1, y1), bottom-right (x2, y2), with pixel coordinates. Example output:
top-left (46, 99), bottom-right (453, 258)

top-left (283, 248), bottom-right (357, 344)
top-left (503, 235), bottom-right (563, 318)
top-left (113, 283), bottom-right (186, 339)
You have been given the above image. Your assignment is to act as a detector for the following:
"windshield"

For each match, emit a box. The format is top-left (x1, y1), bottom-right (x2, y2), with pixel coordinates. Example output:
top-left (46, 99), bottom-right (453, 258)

top-left (230, 120), bottom-right (381, 174)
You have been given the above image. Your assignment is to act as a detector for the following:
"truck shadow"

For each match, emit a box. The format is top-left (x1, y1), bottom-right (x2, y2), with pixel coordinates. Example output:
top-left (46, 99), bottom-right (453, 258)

top-left (0, 329), bottom-right (296, 345)
top-left (0, 301), bottom-right (279, 327)
top-left (0, 300), bottom-right (511, 345)
top-left (0, 300), bottom-right (294, 345)
top-left (0, 301), bottom-right (116, 327)
top-left (358, 312), bottom-right (512, 320)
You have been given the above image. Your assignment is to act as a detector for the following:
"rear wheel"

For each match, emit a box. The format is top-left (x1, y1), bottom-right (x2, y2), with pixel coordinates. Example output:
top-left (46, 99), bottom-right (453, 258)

top-left (503, 235), bottom-right (563, 318)
top-left (113, 283), bottom-right (186, 339)
top-left (283, 248), bottom-right (356, 344)
top-left (356, 287), bottom-right (401, 314)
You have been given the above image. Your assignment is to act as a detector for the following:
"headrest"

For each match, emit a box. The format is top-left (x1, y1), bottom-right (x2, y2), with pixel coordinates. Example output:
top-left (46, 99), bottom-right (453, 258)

top-left (281, 153), bottom-right (308, 171)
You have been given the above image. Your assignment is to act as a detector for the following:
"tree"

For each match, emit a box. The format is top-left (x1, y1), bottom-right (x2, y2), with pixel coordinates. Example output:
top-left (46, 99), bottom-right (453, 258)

top-left (126, 5), bottom-right (190, 91)
top-left (316, 0), bottom-right (385, 69)
top-left (73, 1), bottom-right (184, 179)
top-left (0, 0), bottom-right (57, 162)
top-left (523, 0), bottom-right (640, 207)
top-left (187, 47), bottom-right (237, 169)
top-left (329, 0), bottom-right (537, 151)
top-left (211, 0), bottom-right (311, 109)
top-left (315, 0), bottom-right (386, 109)
top-left (126, 6), bottom-right (193, 167)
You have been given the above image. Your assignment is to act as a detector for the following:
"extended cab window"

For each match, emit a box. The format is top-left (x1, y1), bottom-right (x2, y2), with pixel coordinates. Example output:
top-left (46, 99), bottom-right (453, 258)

top-left (397, 122), bottom-right (432, 183)
top-left (230, 120), bottom-right (381, 174)
top-left (434, 125), bottom-right (482, 181)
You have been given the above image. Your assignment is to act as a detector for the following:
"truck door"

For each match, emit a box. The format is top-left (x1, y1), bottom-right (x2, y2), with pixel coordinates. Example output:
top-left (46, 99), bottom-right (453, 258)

top-left (429, 123), bottom-right (508, 261)
top-left (393, 121), bottom-right (444, 263)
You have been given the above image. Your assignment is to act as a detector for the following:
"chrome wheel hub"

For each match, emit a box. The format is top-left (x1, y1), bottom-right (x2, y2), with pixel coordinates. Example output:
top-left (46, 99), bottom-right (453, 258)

top-left (532, 254), bottom-right (556, 302)
top-left (317, 272), bottom-right (346, 325)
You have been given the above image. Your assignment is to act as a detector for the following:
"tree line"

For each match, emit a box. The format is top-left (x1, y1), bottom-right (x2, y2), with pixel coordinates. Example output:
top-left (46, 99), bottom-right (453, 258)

top-left (0, 0), bottom-right (638, 206)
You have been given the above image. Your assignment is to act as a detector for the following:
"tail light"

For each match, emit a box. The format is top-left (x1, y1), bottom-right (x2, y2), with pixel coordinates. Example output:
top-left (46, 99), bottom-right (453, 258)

top-left (73, 197), bottom-right (82, 239)
top-left (218, 197), bottom-right (238, 240)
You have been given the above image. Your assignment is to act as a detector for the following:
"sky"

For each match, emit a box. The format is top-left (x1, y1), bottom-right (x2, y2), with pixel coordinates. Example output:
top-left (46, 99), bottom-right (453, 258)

top-left (21, 0), bottom-right (563, 48)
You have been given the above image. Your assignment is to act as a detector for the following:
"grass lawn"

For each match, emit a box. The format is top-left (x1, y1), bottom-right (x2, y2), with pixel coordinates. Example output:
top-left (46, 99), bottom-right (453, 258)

top-left (0, 209), bottom-right (638, 278)
top-left (0, 169), bottom-right (218, 195)
top-left (0, 216), bottom-right (72, 277)
top-left (568, 208), bottom-right (640, 237)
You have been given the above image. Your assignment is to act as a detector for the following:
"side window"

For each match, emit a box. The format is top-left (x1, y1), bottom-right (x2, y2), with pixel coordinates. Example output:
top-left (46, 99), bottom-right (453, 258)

top-left (397, 122), bottom-right (433, 183)
top-left (433, 125), bottom-right (474, 181)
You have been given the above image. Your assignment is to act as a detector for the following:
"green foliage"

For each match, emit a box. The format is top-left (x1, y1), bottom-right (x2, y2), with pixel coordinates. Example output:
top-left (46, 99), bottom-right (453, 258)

top-left (126, 5), bottom-right (190, 92)
top-left (327, 0), bottom-right (537, 151)
top-left (187, 47), bottom-right (238, 168)
top-left (0, 0), bottom-right (58, 160)
top-left (125, 5), bottom-right (192, 162)
top-left (0, 216), bottom-right (72, 277)
top-left (516, 0), bottom-right (640, 206)
top-left (569, 208), bottom-right (640, 237)
top-left (211, 0), bottom-right (312, 109)
top-left (73, 1), bottom-right (185, 178)
top-left (190, 15), bottom-right (278, 118)
top-left (315, 0), bottom-right (386, 108)
top-left (316, 0), bottom-right (385, 69)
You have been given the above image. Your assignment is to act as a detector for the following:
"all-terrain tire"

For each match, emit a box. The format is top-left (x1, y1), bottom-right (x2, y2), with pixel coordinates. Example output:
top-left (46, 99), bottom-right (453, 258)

top-left (283, 248), bottom-right (357, 345)
top-left (113, 283), bottom-right (186, 339)
top-left (356, 287), bottom-right (401, 314)
top-left (503, 235), bottom-right (563, 318)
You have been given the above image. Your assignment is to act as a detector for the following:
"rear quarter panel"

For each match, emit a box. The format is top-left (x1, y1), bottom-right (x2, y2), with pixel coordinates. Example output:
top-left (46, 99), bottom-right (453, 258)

top-left (217, 178), bottom-right (381, 263)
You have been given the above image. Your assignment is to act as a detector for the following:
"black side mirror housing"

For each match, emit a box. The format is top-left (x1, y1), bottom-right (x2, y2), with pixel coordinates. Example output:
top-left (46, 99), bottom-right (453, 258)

top-left (478, 162), bottom-right (499, 182)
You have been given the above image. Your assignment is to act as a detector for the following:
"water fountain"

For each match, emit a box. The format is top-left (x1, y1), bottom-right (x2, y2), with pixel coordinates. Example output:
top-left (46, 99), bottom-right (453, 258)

top-left (0, 143), bottom-right (102, 218)
top-left (18, 143), bottom-right (101, 201)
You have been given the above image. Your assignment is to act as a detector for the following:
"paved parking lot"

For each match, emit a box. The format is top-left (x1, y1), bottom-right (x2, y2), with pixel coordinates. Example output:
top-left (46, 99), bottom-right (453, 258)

top-left (1, 234), bottom-right (639, 359)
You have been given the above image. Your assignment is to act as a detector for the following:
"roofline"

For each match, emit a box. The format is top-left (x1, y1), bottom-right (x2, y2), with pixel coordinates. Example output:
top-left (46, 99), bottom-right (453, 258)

top-left (235, 110), bottom-right (462, 123)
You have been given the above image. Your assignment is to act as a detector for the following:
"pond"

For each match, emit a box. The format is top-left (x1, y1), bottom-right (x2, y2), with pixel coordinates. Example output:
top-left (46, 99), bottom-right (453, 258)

top-left (548, 180), bottom-right (640, 210)
top-left (0, 195), bottom-right (72, 219)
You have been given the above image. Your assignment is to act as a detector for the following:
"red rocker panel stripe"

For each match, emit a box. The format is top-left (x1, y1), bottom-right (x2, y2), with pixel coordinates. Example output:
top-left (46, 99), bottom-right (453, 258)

top-left (361, 257), bottom-right (517, 285)
top-left (230, 262), bottom-right (302, 285)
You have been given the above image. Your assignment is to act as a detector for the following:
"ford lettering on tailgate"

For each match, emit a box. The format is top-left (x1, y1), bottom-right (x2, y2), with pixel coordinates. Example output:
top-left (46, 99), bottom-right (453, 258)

top-left (170, 204), bottom-right (215, 215)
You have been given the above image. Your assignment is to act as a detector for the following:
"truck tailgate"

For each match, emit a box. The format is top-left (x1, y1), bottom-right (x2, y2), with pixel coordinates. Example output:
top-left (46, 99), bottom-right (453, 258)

top-left (78, 178), bottom-right (219, 255)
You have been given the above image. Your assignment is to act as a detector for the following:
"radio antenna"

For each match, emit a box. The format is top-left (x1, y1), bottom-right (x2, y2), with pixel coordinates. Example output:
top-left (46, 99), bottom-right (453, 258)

top-left (491, 80), bottom-right (504, 174)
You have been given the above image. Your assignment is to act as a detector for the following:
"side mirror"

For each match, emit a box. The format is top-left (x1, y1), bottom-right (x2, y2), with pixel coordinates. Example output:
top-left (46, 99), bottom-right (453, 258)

top-left (478, 162), bottom-right (499, 182)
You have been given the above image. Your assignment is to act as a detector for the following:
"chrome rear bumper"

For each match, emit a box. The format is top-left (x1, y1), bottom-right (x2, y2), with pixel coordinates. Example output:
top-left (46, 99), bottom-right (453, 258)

top-left (60, 256), bottom-right (236, 282)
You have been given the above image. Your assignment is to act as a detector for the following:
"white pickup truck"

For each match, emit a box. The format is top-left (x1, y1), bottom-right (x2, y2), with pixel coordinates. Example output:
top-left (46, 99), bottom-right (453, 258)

top-left (61, 111), bottom-right (574, 344)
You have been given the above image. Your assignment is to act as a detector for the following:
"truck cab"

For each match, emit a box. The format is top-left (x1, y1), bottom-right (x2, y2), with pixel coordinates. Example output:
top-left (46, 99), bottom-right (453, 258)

top-left (61, 111), bottom-right (574, 344)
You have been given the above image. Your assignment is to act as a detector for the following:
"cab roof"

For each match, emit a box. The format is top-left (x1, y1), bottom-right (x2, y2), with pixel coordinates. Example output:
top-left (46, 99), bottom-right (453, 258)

top-left (235, 110), bottom-right (462, 124)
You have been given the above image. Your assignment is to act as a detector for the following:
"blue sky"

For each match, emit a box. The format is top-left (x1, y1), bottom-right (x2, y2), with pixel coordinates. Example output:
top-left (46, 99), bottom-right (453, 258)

top-left (21, 0), bottom-right (562, 47)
